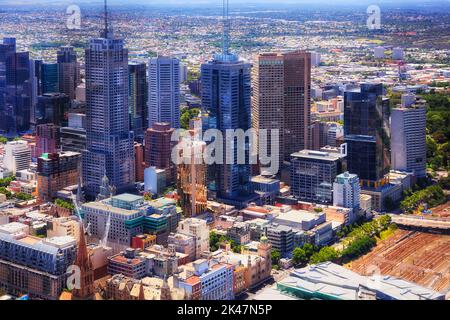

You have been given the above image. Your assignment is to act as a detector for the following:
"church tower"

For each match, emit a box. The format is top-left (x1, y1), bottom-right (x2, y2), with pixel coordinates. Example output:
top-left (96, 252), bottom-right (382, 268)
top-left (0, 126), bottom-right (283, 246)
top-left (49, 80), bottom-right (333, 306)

top-left (71, 223), bottom-right (95, 300)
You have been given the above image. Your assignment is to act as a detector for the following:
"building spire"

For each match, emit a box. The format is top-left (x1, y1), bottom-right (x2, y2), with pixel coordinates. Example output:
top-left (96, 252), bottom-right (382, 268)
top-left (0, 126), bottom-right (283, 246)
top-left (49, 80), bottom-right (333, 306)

top-left (101, 0), bottom-right (112, 39)
top-left (222, 0), bottom-right (230, 55)
top-left (71, 222), bottom-right (95, 300)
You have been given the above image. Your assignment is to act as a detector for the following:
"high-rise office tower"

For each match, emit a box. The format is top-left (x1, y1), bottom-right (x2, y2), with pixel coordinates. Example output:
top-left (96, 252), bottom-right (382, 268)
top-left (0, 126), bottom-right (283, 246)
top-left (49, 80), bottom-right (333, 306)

top-left (41, 63), bottom-right (59, 94)
top-left (252, 53), bottom-right (285, 170)
top-left (129, 62), bottom-right (148, 137)
top-left (0, 38), bottom-right (32, 134)
top-left (344, 83), bottom-right (390, 187)
top-left (82, 2), bottom-right (135, 199)
top-left (283, 51), bottom-right (312, 158)
top-left (252, 51), bottom-right (311, 166)
top-left (201, 0), bottom-right (256, 207)
top-left (144, 122), bottom-right (175, 182)
top-left (36, 123), bottom-right (61, 156)
top-left (134, 142), bottom-right (145, 182)
top-left (148, 56), bottom-right (180, 129)
top-left (291, 150), bottom-right (345, 204)
top-left (29, 59), bottom-right (41, 130)
top-left (57, 46), bottom-right (79, 100)
top-left (391, 94), bottom-right (427, 178)
top-left (36, 93), bottom-right (70, 126)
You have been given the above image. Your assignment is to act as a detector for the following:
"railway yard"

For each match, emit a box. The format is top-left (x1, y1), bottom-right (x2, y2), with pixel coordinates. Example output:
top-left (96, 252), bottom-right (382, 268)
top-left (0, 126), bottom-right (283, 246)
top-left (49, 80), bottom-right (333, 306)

top-left (348, 229), bottom-right (450, 294)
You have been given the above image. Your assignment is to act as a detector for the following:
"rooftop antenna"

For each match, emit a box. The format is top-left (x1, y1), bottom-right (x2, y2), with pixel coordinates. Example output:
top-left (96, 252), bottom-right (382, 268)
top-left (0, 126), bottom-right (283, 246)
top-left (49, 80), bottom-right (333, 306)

top-left (102, 0), bottom-right (110, 38)
top-left (222, 0), bottom-right (230, 55)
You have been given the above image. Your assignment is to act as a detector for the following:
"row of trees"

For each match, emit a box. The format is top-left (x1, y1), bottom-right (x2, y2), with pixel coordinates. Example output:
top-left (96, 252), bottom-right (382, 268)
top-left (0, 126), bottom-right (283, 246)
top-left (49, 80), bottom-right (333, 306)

top-left (400, 185), bottom-right (447, 213)
top-left (422, 92), bottom-right (450, 171)
top-left (0, 188), bottom-right (33, 201)
top-left (54, 199), bottom-right (75, 211)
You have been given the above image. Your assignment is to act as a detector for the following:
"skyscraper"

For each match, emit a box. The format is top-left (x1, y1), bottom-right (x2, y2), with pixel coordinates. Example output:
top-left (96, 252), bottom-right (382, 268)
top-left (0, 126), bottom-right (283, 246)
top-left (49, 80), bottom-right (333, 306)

top-left (201, 0), bottom-right (256, 208)
top-left (391, 94), bottom-right (427, 178)
top-left (36, 93), bottom-right (70, 126)
top-left (144, 122), bottom-right (175, 182)
top-left (82, 3), bottom-right (135, 199)
top-left (344, 83), bottom-right (390, 187)
top-left (129, 62), bottom-right (148, 137)
top-left (148, 56), bottom-right (180, 129)
top-left (57, 46), bottom-right (79, 100)
top-left (0, 38), bottom-right (32, 134)
top-left (41, 63), bottom-right (59, 94)
top-left (252, 51), bottom-right (311, 166)
top-left (283, 51), bottom-right (311, 159)
top-left (252, 53), bottom-right (285, 170)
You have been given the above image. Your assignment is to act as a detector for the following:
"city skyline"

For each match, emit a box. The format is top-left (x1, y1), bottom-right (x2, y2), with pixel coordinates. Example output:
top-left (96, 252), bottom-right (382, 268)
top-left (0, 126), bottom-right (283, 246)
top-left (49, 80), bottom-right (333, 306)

top-left (0, 0), bottom-right (448, 304)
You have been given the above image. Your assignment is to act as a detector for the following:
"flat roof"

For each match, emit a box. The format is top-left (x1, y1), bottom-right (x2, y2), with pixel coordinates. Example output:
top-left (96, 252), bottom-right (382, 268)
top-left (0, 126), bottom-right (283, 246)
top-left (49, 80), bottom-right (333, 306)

top-left (112, 193), bottom-right (143, 203)
top-left (82, 201), bottom-right (140, 216)
top-left (291, 149), bottom-right (345, 161)
top-left (281, 262), bottom-right (444, 300)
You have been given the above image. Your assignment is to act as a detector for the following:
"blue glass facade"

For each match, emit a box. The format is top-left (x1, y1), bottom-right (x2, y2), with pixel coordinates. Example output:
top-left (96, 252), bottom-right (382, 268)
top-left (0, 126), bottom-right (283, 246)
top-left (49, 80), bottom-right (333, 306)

top-left (201, 54), bottom-right (256, 207)
top-left (344, 83), bottom-right (390, 184)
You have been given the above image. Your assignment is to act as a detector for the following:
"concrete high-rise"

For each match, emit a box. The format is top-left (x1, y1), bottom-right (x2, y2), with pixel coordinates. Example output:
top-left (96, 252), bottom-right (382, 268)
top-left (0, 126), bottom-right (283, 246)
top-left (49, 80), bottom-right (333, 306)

top-left (148, 56), bottom-right (180, 129)
top-left (333, 172), bottom-right (361, 210)
top-left (37, 151), bottom-right (81, 202)
top-left (291, 150), bottom-right (345, 204)
top-left (391, 95), bottom-right (427, 178)
top-left (4, 140), bottom-right (31, 174)
top-left (57, 46), bottom-right (79, 100)
top-left (144, 122), bottom-right (175, 182)
top-left (252, 51), bottom-right (312, 166)
top-left (252, 53), bottom-right (285, 170)
top-left (82, 5), bottom-right (135, 199)
top-left (283, 51), bottom-right (312, 159)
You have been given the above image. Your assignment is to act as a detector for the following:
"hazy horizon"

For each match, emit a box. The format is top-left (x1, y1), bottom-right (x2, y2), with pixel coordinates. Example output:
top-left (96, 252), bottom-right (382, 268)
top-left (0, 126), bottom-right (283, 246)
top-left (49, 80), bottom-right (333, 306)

top-left (2, 0), bottom-right (449, 7)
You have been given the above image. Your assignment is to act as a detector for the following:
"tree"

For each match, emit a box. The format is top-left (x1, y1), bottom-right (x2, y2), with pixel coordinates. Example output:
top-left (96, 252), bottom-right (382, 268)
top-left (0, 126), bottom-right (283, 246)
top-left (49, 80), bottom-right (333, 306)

top-left (271, 250), bottom-right (281, 267)
top-left (180, 108), bottom-right (200, 130)
top-left (310, 247), bottom-right (339, 264)
top-left (15, 193), bottom-right (33, 201)
top-left (54, 199), bottom-right (75, 210)
top-left (0, 187), bottom-right (12, 199)
top-left (292, 247), bottom-right (309, 266)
